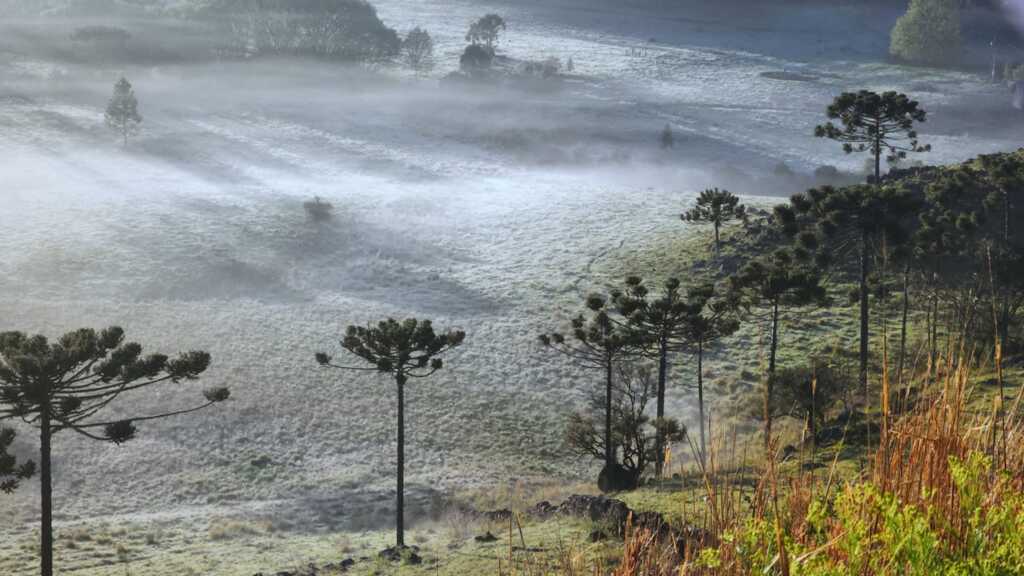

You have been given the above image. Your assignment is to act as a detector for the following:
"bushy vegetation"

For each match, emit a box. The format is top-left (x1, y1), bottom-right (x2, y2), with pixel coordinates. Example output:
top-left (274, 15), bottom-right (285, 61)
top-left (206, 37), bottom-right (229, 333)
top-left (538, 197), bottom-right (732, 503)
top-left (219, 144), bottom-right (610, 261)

top-left (606, 359), bottom-right (1024, 576)
top-left (196, 0), bottom-right (400, 61)
top-left (303, 195), bottom-right (334, 222)
top-left (890, 0), bottom-right (962, 67)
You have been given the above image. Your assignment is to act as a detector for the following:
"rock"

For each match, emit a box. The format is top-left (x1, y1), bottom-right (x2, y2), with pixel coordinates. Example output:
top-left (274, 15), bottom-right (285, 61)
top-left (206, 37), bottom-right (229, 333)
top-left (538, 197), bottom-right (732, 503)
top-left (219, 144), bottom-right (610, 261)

top-left (597, 463), bottom-right (635, 493)
top-left (529, 500), bottom-right (557, 518)
top-left (379, 545), bottom-right (422, 565)
top-left (481, 508), bottom-right (512, 522)
top-left (320, 559), bottom-right (355, 573)
top-left (557, 495), bottom-right (630, 534)
top-left (781, 445), bottom-right (798, 460)
top-left (474, 531), bottom-right (498, 543)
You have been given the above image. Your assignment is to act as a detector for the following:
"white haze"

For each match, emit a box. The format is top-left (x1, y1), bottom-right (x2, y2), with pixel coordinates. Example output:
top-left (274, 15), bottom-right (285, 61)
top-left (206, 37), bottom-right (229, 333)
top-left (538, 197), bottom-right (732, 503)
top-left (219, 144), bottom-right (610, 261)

top-left (0, 0), bottom-right (1021, 551)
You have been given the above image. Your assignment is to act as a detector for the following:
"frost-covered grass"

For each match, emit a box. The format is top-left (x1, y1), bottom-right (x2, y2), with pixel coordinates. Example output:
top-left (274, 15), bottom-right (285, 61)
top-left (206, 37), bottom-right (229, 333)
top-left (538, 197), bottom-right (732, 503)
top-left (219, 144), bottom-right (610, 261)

top-left (1, 0), bottom-right (1022, 573)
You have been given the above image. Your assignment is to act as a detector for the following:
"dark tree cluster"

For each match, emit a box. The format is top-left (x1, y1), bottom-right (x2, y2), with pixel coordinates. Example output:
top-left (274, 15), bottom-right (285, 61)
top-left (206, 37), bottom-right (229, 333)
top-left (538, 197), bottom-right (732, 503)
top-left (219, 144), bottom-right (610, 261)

top-left (198, 0), bottom-right (401, 61)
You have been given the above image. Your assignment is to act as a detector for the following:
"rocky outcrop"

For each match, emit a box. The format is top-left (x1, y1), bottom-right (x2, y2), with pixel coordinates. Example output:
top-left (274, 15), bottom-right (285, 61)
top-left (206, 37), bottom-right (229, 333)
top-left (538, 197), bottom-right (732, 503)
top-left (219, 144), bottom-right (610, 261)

top-left (474, 494), bottom-right (712, 558)
top-left (252, 558), bottom-right (354, 576)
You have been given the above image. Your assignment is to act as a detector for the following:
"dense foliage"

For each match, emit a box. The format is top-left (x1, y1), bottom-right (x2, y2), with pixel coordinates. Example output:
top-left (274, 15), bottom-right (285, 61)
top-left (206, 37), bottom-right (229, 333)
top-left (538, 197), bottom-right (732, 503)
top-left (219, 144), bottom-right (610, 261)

top-left (195, 0), bottom-right (400, 61)
top-left (890, 0), bottom-right (962, 66)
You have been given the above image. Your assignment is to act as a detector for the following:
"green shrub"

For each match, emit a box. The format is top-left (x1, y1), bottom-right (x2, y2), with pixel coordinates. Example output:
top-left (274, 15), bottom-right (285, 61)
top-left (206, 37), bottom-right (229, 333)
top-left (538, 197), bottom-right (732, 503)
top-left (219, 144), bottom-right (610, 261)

top-left (890, 0), bottom-right (961, 67)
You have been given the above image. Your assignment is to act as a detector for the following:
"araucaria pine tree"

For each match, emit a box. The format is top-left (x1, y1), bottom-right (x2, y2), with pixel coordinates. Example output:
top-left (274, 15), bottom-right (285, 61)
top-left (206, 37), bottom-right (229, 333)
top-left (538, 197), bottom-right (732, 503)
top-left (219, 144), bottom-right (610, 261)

top-left (776, 184), bottom-right (919, 434)
top-left (729, 250), bottom-right (826, 448)
top-left (105, 77), bottom-right (142, 146)
top-left (541, 293), bottom-right (637, 492)
top-left (680, 283), bottom-right (740, 465)
top-left (316, 319), bottom-right (465, 550)
top-left (0, 327), bottom-right (230, 576)
top-left (815, 91), bottom-right (929, 187)
top-left (682, 188), bottom-right (746, 257)
top-left (614, 277), bottom-right (692, 478)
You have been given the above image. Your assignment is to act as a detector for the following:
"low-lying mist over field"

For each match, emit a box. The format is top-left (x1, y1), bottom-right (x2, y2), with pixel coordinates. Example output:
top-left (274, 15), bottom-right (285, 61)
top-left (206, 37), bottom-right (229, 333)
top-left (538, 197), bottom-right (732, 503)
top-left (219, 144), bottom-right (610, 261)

top-left (2, 0), bottom-right (1023, 574)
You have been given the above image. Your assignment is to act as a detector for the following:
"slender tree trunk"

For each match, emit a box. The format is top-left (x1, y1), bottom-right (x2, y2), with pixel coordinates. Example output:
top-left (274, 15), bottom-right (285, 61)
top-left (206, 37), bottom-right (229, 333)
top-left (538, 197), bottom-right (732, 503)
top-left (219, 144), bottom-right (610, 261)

top-left (873, 141), bottom-right (881, 187)
top-left (897, 265), bottom-right (911, 412)
top-left (808, 371), bottom-right (817, 452)
top-left (713, 221), bottom-right (721, 258)
top-left (605, 356), bottom-right (614, 468)
top-left (395, 372), bottom-right (406, 548)
top-left (880, 235), bottom-right (890, 437)
top-left (40, 408), bottom-right (54, 576)
top-left (1003, 189), bottom-right (1010, 247)
top-left (987, 246), bottom-right (1005, 411)
top-left (654, 337), bottom-right (668, 478)
top-left (765, 302), bottom-right (780, 450)
top-left (697, 339), bottom-right (706, 466)
top-left (930, 261), bottom-right (940, 372)
top-left (859, 230), bottom-right (870, 426)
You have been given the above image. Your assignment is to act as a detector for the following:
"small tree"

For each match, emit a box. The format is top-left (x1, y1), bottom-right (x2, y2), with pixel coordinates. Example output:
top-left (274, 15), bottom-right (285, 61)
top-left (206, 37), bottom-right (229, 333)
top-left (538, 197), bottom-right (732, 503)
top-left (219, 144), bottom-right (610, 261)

top-left (541, 294), bottom-right (637, 492)
top-left (615, 277), bottom-right (692, 478)
top-left (303, 196), bottom-right (334, 222)
top-left (105, 77), bottom-right (142, 147)
top-left (0, 428), bottom-right (35, 494)
top-left (682, 283), bottom-right (740, 465)
top-left (403, 27), bottom-right (434, 74)
top-left (814, 91), bottom-right (930, 188)
top-left (566, 57), bottom-right (575, 72)
top-left (660, 124), bottom-right (675, 149)
top-left (729, 250), bottom-right (827, 448)
top-left (0, 327), bottom-right (229, 576)
top-left (769, 360), bottom-right (852, 449)
top-left (316, 319), bottom-right (464, 550)
top-left (566, 363), bottom-right (685, 488)
top-left (460, 44), bottom-right (494, 76)
top-left (466, 14), bottom-right (506, 49)
top-left (890, 0), bottom-right (962, 67)
top-left (681, 188), bottom-right (747, 257)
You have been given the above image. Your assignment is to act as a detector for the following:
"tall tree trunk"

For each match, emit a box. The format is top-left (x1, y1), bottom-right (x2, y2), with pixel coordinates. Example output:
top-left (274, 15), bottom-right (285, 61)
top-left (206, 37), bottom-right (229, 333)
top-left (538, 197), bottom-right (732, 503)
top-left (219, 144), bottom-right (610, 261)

top-left (697, 339), bottom-right (706, 467)
top-left (987, 245), bottom-right (1005, 411)
top-left (897, 265), bottom-right (910, 410)
top-left (713, 221), bottom-right (721, 258)
top-left (930, 261), bottom-right (940, 373)
top-left (808, 370), bottom-right (817, 452)
top-left (395, 373), bottom-right (406, 548)
top-left (880, 234), bottom-right (890, 437)
top-left (605, 357), bottom-right (614, 468)
top-left (40, 408), bottom-right (53, 576)
top-left (859, 230), bottom-right (870, 429)
top-left (873, 143), bottom-right (881, 187)
top-left (765, 302), bottom-right (780, 450)
top-left (654, 337), bottom-right (668, 478)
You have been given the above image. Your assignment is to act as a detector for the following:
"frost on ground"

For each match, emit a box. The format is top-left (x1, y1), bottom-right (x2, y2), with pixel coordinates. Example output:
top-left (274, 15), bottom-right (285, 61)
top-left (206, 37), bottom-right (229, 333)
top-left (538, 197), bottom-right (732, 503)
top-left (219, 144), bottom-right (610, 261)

top-left (1, 0), bottom-right (1022, 572)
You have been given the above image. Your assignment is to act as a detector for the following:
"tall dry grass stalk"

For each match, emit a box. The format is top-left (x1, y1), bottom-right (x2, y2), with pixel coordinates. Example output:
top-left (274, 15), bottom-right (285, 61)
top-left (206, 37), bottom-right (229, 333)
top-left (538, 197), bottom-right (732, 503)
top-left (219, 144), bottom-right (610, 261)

top-left (604, 345), bottom-right (1023, 576)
